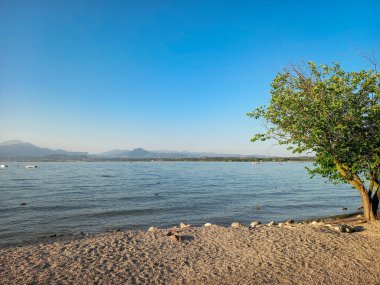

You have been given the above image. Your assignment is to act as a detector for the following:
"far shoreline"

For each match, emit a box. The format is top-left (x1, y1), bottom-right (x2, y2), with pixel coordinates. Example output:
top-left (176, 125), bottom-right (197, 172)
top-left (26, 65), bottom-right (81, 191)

top-left (0, 156), bottom-right (315, 163)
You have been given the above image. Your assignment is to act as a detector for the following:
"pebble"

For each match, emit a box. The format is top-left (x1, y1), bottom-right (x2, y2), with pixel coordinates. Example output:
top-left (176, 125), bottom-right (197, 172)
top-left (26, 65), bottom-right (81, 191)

top-left (166, 229), bottom-right (178, 236)
top-left (336, 224), bottom-right (355, 233)
top-left (345, 225), bottom-right (355, 233)
top-left (166, 230), bottom-right (182, 242)
top-left (278, 222), bottom-right (284, 227)
top-left (180, 223), bottom-right (190, 229)
top-left (285, 219), bottom-right (295, 224)
top-left (231, 222), bottom-right (242, 228)
top-left (336, 225), bottom-right (345, 233)
top-left (169, 234), bottom-right (182, 242)
top-left (148, 226), bottom-right (158, 233)
top-left (267, 221), bottom-right (277, 226)
top-left (204, 223), bottom-right (212, 227)
top-left (310, 221), bottom-right (325, 226)
top-left (249, 221), bottom-right (262, 228)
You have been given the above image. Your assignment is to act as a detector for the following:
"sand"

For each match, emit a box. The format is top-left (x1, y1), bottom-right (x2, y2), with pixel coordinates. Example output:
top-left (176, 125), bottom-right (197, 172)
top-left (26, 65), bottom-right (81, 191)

top-left (1, 217), bottom-right (380, 285)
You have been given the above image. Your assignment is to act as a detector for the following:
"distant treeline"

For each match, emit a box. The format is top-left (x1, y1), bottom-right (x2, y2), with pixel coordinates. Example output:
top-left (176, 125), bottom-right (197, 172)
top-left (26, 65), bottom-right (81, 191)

top-left (110, 156), bottom-right (315, 162)
top-left (3, 156), bottom-right (315, 162)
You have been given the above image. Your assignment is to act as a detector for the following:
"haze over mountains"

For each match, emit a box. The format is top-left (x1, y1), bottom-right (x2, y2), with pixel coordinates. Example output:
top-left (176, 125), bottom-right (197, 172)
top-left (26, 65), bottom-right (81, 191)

top-left (0, 140), bottom-right (268, 160)
top-left (0, 140), bottom-right (88, 160)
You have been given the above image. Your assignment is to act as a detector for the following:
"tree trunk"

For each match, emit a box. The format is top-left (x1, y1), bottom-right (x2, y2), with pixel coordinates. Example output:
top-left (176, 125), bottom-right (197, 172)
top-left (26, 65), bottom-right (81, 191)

top-left (335, 163), bottom-right (379, 221)
top-left (372, 191), bottom-right (379, 219)
top-left (360, 191), bottom-right (377, 221)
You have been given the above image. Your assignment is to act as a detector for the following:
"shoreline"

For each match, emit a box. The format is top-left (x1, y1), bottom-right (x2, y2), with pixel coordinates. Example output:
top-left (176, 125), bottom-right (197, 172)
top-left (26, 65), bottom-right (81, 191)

top-left (1, 211), bottom-right (362, 249)
top-left (1, 213), bottom-right (379, 284)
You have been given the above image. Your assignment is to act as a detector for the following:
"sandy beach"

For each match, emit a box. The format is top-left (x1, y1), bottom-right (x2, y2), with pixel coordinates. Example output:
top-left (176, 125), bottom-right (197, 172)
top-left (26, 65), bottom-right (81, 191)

top-left (1, 216), bottom-right (380, 285)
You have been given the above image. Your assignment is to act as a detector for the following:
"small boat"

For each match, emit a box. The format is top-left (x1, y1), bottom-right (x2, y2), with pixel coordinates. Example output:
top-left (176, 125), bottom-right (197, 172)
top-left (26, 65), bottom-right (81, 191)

top-left (0, 164), bottom-right (8, 168)
top-left (25, 165), bottom-right (37, 169)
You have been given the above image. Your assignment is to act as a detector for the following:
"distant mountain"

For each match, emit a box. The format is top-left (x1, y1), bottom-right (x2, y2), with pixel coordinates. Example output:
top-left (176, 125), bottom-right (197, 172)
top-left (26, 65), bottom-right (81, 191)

top-left (154, 150), bottom-right (269, 158)
top-left (98, 148), bottom-right (154, 158)
top-left (97, 148), bottom-right (269, 159)
top-left (0, 140), bottom-right (89, 160)
top-left (97, 149), bottom-right (130, 158)
top-left (0, 140), bottom-right (25, 146)
top-left (0, 140), bottom-right (270, 160)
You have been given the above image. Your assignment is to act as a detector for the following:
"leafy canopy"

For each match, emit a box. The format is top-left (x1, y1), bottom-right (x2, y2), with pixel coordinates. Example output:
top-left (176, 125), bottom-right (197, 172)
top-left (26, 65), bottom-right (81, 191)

top-left (248, 62), bottom-right (380, 185)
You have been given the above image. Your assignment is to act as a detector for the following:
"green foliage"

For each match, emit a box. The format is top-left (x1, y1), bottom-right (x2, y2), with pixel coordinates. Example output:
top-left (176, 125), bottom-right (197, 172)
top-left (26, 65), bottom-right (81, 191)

top-left (248, 62), bottom-right (380, 185)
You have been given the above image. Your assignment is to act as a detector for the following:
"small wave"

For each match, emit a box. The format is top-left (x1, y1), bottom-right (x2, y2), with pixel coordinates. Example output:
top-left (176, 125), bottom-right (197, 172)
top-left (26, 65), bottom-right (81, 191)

top-left (11, 178), bottom-right (41, 181)
top-left (67, 206), bottom-right (184, 219)
top-left (137, 182), bottom-right (162, 187)
top-left (7, 185), bottom-right (38, 189)
top-left (119, 195), bottom-right (162, 201)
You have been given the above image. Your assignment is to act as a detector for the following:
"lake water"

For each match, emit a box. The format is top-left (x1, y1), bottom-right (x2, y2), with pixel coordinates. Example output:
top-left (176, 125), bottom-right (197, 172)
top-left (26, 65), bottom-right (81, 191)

top-left (0, 161), bottom-right (360, 245)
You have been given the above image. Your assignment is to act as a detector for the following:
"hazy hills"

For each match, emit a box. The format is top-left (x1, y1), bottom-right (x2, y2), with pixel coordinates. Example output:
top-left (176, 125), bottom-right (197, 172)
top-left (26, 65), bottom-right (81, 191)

top-left (0, 140), bottom-right (268, 160)
top-left (0, 140), bottom-right (89, 160)
top-left (96, 148), bottom-right (267, 159)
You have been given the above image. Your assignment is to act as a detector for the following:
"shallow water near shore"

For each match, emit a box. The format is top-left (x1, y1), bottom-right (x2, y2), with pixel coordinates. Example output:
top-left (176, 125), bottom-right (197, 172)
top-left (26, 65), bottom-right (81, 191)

top-left (0, 161), bottom-right (359, 245)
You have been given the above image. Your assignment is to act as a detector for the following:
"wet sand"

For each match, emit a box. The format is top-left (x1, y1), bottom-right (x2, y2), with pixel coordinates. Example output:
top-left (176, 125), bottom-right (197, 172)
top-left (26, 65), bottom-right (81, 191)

top-left (1, 217), bottom-right (380, 285)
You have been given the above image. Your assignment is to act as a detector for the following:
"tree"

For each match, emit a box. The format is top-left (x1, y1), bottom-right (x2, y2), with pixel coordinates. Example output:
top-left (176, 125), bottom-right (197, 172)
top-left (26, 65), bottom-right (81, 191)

top-left (248, 62), bottom-right (380, 221)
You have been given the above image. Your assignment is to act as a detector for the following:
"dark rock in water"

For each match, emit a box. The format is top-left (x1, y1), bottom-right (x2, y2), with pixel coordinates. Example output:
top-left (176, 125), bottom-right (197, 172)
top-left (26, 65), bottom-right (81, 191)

top-left (342, 207), bottom-right (348, 210)
top-left (154, 193), bottom-right (159, 196)
top-left (20, 202), bottom-right (26, 206)
top-left (50, 234), bottom-right (57, 238)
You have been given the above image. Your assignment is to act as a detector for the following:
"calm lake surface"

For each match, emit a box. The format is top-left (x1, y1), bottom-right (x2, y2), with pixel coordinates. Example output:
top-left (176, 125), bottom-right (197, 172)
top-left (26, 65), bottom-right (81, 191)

top-left (0, 161), bottom-right (359, 245)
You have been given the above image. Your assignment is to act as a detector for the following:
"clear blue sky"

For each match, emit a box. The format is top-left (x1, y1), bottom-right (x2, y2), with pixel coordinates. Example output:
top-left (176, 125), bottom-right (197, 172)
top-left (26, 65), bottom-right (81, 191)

top-left (0, 0), bottom-right (379, 155)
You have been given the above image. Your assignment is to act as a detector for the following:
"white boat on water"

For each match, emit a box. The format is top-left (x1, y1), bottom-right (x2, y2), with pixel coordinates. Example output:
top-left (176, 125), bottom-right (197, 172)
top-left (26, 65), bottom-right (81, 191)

top-left (0, 164), bottom-right (8, 168)
top-left (25, 165), bottom-right (37, 169)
